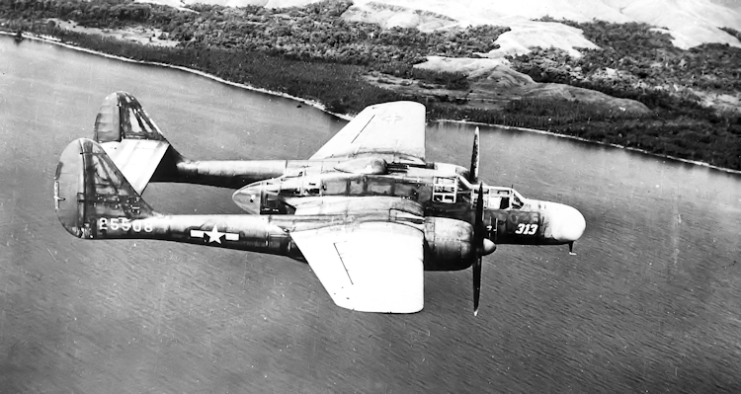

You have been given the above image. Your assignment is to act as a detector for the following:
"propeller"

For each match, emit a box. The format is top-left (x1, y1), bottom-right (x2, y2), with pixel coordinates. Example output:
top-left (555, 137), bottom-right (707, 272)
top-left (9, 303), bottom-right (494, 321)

top-left (469, 127), bottom-right (480, 184)
top-left (468, 127), bottom-right (494, 315)
top-left (472, 182), bottom-right (496, 316)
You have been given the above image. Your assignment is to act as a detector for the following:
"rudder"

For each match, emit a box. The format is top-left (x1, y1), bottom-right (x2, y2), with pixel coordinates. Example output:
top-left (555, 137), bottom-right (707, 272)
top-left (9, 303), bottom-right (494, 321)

top-left (54, 138), bottom-right (156, 238)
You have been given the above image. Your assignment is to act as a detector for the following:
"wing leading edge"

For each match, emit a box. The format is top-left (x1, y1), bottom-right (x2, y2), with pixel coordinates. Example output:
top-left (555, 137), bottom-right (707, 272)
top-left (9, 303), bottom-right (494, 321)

top-left (291, 221), bottom-right (424, 313)
top-left (310, 101), bottom-right (426, 161)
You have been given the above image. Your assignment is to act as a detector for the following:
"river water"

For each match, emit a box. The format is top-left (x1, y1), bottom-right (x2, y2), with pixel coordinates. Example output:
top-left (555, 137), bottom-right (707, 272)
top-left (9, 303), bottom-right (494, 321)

top-left (1, 37), bottom-right (740, 393)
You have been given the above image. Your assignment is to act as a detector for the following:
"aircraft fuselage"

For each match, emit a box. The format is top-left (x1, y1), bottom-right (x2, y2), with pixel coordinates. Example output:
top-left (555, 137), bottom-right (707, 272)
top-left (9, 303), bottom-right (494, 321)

top-left (232, 170), bottom-right (585, 249)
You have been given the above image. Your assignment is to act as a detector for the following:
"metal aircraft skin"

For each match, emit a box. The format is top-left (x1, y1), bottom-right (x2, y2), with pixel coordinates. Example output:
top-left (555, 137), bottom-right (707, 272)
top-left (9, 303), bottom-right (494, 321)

top-left (54, 92), bottom-right (586, 314)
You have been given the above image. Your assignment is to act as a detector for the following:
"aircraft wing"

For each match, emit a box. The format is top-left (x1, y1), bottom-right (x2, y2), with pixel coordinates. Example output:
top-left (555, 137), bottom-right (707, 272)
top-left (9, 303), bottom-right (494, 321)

top-left (290, 221), bottom-right (424, 313)
top-left (310, 101), bottom-right (426, 161)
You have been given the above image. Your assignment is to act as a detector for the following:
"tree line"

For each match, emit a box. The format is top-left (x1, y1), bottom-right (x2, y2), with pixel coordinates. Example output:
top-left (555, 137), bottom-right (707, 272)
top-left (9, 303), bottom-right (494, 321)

top-left (1, 0), bottom-right (739, 170)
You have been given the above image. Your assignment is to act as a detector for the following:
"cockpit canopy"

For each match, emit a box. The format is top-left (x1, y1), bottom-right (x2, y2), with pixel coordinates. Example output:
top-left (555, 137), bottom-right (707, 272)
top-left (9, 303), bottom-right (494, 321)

top-left (433, 175), bottom-right (526, 210)
top-left (475, 185), bottom-right (526, 210)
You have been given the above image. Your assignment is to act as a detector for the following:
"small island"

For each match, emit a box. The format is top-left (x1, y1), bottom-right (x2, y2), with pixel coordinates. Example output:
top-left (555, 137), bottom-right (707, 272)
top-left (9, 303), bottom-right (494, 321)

top-left (2, 0), bottom-right (740, 171)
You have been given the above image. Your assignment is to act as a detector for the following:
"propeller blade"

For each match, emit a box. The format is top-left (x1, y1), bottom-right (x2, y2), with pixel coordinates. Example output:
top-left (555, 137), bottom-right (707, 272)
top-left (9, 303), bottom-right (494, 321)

top-left (474, 182), bottom-right (485, 240)
top-left (472, 183), bottom-right (486, 315)
top-left (473, 255), bottom-right (482, 316)
top-left (469, 127), bottom-right (480, 184)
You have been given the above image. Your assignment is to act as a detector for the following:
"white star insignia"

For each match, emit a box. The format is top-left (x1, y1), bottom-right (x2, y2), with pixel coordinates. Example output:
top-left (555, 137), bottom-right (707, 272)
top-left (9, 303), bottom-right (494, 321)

top-left (204, 225), bottom-right (225, 244)
top-left (380, 113), bottom-right (402, 124)
top-left (190, 226), bottom-right (240, 243)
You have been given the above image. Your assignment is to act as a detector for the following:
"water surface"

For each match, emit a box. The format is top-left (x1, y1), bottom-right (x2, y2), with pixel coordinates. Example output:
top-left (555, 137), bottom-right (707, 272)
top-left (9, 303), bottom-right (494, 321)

top-left (1, 37), bottom-right (740, 393)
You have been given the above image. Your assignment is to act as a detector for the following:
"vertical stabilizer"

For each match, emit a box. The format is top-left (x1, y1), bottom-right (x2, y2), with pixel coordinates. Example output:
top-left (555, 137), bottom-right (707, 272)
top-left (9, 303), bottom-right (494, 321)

top-left (93, 92), bottom-right (168, 143)
top-left (91, 92), bottom-right (184, 194)
top-left (54, 138), bottom-right (156, 238)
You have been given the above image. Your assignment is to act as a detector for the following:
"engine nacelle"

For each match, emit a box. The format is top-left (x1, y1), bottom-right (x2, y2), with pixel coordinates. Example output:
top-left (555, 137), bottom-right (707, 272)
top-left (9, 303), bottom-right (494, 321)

top-left (423, 217), bottom-right (475, 271)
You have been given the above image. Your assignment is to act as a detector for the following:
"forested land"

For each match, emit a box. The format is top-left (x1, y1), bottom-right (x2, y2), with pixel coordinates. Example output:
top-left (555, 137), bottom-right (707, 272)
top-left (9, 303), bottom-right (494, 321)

top-left (2, 0), bottom-right (507, 65)
top-left (1, 0), bottom-right (739, 170)
top-left (514, 18), bottom-right (741, 98)
top-left (507, 18), bottom-right (741, 168)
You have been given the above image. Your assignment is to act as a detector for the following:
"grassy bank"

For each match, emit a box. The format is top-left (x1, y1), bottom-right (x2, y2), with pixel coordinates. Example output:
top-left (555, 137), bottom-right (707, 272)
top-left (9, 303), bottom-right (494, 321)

top-left (2, 0), bottom-right (740, 171)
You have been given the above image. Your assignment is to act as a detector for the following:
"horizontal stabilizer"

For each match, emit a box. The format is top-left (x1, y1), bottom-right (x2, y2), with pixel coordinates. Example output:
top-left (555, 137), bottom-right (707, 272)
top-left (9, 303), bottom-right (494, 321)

top-left (54, 138), bottom-right (156, 238)
top-left (102, 139), bottom-right (170, 194)
top-left (92, 92), bottom-right (179, 194)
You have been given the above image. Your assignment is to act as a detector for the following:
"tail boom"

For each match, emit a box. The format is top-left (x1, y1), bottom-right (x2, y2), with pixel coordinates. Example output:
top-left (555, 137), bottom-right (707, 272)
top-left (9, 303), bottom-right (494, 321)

top-left (173, 160), bottom-right (289, 189)
top-left (54, 138), bottom-right (303, 256)
top-left (87, 214), bottom-right (298, 257)
top-left (92, 92), bottom-right (297, 189)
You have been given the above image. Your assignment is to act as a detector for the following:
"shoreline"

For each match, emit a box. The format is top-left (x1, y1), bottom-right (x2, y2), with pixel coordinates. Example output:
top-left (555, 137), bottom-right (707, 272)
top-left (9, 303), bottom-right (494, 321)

top-left (4, 31), bottom-right (740, 176)
top-left (440, 119), bottom-right (741, 176)
top-left (0, 31), bottom-right (353, 121)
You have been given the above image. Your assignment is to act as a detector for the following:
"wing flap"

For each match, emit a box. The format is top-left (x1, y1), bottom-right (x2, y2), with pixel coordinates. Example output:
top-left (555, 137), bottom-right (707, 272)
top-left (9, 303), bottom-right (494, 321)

top-left (291, 221), bottom-right (424, 313)
top-left (310, 101), bottom-right (426, 161)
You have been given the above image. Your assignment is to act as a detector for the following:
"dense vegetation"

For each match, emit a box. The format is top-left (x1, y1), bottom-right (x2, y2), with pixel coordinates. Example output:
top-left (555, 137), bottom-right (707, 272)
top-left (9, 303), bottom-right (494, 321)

top-left (517, 18), bottom-right (741, 95)
top-left (430, 99), bottom-right (740, 166)
top-left (2, 0), bottom-right (740, 170)
top-left (508, 19), bottom-right (741, 169)
top-left (1, 20), bottom-right (403, 113)
top-left (2, 0), bottom-right (507, 65)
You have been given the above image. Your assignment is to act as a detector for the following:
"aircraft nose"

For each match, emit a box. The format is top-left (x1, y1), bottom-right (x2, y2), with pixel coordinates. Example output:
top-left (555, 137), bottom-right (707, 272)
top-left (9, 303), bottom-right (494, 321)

top-left (549, 203), bottom-right (586, 242)
top-left (232, 184), bottom-right (262, 214)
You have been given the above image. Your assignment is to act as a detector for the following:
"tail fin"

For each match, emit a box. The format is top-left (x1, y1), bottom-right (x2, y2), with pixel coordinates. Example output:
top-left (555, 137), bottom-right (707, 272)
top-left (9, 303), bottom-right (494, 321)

top-left (55, 138), bottom-right (156, 238)
top-left (92, 92), bottom-right (185, 194)
top-left (53, 139), bottom-right (290, 258)
top-left (94, 91), bottom-right (169, 143)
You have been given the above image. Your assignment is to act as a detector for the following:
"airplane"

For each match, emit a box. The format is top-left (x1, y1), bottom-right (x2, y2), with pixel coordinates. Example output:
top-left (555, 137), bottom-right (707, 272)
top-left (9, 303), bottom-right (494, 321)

top-left (54, 92), bottom-right (586, 314)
